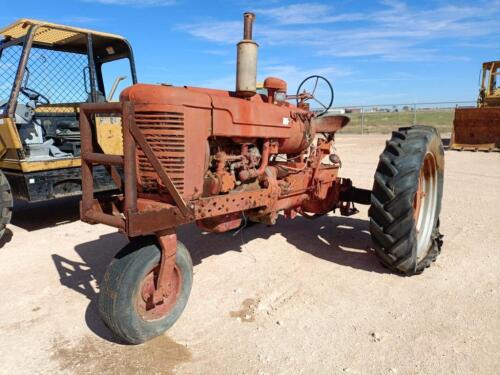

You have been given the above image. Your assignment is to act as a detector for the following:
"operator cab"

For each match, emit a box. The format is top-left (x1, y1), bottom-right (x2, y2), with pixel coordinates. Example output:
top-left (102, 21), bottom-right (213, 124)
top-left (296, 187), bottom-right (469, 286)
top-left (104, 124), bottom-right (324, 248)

top-left (0, 19), bottom-right (137, 164)
top-left (479, 61), bottom-right (500, 107)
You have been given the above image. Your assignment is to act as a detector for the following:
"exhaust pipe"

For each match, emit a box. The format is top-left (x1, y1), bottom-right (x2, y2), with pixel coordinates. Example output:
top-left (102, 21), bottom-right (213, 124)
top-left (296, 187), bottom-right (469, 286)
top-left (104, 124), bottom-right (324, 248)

top-left (236, 12), bottom-right (258, 98)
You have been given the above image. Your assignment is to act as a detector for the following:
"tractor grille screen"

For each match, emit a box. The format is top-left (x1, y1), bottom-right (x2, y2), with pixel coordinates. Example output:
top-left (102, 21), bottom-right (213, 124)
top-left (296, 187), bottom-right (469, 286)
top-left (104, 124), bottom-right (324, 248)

top-left (135, 111), bottom-right (186, 196)
top-left (0, 43), bottom-right (90, 107)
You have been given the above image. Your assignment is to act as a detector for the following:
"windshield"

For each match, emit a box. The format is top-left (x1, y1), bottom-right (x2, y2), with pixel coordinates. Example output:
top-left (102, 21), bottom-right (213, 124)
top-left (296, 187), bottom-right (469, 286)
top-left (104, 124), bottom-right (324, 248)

top-left (0, 43), bottom-right (22, 106)
top-left (22, 46), bottom-right (90, 104)
top-left (0, 42), bottom-right (91, 107)
top-left (493, 68), bottom-right (499, 94)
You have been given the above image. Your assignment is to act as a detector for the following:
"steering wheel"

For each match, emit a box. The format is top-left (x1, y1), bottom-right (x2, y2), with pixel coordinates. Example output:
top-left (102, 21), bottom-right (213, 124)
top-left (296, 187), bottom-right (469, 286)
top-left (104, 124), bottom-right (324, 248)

top-left (20, 87), bottom-right (50, 106)
top-left (296, 75), bottom-right (334, 116)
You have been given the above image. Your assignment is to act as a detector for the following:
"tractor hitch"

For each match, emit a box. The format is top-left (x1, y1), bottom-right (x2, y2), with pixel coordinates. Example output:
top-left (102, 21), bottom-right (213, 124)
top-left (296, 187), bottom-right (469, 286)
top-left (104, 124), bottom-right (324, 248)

top-left (339, 186), bottom-right (372, 206)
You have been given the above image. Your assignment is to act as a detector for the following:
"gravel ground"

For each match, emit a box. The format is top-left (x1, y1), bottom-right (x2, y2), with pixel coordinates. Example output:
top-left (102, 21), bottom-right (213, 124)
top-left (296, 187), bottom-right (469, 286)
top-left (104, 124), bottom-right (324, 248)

top-left (0, 134), bottom-right (499, 375)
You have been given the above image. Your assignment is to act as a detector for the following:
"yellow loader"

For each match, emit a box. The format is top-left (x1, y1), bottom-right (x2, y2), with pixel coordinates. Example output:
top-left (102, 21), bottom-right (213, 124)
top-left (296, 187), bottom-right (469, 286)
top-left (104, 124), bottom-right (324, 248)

top-left (0, 19), bottom-right (137, 238)
top-left (451, 61), bottom-right (500, 151)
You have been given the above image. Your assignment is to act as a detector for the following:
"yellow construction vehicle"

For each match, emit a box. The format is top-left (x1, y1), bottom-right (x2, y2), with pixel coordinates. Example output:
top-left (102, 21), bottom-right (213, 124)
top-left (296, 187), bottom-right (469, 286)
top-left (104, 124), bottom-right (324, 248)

top-left (451, 61), bottom-right (500, 151)
top-left (0, 19), bottom-right (137, 238)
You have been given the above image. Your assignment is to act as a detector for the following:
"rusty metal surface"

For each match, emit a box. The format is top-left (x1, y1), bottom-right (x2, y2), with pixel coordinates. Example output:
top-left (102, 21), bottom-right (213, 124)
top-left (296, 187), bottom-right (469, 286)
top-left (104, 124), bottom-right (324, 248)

top-left (122, 102), bottom-right (138, 213)
top-left (243, 12), bottom-right (255, 40)
top-left (312, 115), bottom-right (350, 133)
top-left (137, 263), bottom-right (181, 321)
top-left (79, 12), bottom-right (370, 244)
top-left (80, 102), bottom-right (127, 228)
top-left (196, 213), bottom-right (242, 233)
top-left (80, 94), bottom-right (366, 241)
top-left (153, 230), bottom-right (178, 305)
top-left (263, 77), bottom-right (287, 92)
top-left (129, 116), bottom-right (191, 216)
top-left (127, 200), bottom-right (188, 236)
top-left (451, 107), bottom-right (500, 151)
top-left (81, 152), bottom-right (123, 166)
top-left (134, 111), bottom-right (186, 195)
top-left (75, 12), bottom-right (382, 342)
top-left (451, 61), bottom-right (500, 152)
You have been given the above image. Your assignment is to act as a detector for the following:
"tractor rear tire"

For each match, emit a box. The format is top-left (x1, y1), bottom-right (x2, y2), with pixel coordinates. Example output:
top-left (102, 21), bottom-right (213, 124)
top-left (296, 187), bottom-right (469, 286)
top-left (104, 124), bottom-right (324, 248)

top-left (369, 126), bottom-right (444, 275)
top-left (0, 170), bottom-right (13, 240)
top-left (98, 236), bottom-right (193, 344)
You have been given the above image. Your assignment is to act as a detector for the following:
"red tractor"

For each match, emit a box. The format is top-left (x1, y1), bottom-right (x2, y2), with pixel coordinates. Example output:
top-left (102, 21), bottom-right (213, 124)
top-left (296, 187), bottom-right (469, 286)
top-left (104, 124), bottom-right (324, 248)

top-left (79, 13), bottom-right (444, 344)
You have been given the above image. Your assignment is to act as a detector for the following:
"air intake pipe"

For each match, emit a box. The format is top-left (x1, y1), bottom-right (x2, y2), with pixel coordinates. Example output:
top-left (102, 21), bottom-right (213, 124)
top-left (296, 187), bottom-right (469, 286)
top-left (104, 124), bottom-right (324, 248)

top-left (236, 12), bottom-right (258, 98)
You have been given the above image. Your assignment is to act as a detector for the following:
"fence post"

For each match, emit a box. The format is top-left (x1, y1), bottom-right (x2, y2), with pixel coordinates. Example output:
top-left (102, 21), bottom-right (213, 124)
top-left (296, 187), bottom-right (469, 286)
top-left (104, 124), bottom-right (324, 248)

top-left (413, 103), bottom-right (417, 125)
top-left (361, 107), bottom-right (365, 135)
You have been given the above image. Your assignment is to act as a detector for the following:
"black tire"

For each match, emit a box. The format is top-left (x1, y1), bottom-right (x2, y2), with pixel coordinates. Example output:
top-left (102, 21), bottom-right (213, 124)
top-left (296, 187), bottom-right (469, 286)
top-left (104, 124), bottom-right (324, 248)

top-left (0, 170), bottom-right (13, 239)
top-left (98, 236), bottom-right (193, 344)
top-left (369, 126), bottom-right (444, 275)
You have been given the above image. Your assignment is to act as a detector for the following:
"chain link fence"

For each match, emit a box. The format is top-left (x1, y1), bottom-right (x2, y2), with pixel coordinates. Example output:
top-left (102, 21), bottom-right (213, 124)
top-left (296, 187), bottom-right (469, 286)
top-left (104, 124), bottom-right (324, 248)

top-left (320, 101), bottom-right (477, 134)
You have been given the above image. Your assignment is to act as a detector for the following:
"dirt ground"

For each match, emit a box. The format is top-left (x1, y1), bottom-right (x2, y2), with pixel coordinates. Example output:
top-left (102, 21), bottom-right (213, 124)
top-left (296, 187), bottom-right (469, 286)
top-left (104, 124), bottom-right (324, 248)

top-left (0, 134), bottom-right (499, 375)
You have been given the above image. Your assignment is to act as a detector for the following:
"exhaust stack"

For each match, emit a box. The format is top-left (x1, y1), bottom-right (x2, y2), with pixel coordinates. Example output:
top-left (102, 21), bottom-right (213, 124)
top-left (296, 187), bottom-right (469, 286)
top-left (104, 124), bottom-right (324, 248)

top-left (236, 12), bottom-right (258, 98)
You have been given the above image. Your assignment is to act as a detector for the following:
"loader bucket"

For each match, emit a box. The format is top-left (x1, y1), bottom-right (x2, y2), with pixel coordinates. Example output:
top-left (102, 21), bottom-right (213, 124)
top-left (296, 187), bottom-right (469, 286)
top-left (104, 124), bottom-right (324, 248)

top-left (451, 107), bottom-right (500, 151)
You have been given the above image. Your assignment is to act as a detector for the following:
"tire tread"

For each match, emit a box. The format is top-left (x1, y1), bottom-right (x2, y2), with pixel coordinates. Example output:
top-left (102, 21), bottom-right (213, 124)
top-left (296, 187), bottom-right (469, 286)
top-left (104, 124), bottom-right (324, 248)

top-left (369, 126), bottom-right (444, 275)
top-left (98, 237), bottom-right (193, 344)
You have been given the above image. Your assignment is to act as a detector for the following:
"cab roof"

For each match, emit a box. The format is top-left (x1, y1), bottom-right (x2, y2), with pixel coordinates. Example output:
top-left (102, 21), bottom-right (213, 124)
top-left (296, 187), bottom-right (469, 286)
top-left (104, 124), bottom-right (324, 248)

top-left (483, 61), bottom-right (500, 68)
top-left (0, 19), bottom-right (131, 57)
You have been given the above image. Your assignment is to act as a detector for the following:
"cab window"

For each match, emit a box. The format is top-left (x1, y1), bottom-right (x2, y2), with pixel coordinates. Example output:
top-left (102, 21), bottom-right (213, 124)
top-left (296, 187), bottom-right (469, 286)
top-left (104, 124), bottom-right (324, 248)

top-left (22, 46), bottom-right (90, 104)
top-left (0, 44), bottom-right (23, 105)
top-left (100, 58), bottom-right (133, 102)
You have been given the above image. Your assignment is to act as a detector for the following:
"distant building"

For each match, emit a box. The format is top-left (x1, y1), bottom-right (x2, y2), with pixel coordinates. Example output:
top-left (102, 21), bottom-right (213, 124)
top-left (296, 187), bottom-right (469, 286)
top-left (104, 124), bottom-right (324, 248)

top-left (327, 108), bottom-right (346, 115)
top-left (345, 108), bottom-right (361, 113)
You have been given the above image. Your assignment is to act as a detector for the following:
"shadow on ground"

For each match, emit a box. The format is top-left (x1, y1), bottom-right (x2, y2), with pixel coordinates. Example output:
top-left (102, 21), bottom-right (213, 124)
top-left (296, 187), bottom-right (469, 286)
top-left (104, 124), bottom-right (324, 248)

top-left (12, 196), bottom-right (81, 232)
top-left (50, 213), bottom-right (385, 343)
top-left (0, 196), bottom-right (80, 249)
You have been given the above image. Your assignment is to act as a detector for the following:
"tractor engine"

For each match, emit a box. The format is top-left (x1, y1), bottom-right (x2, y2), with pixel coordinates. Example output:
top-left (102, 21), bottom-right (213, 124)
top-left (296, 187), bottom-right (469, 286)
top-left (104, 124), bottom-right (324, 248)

top-left (117, 12), bottom-right (355, 232)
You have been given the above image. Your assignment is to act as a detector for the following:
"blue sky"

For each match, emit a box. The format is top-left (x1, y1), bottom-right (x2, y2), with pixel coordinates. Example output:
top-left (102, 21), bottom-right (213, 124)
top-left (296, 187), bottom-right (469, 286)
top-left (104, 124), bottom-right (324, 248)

top-left (1, 0), bottom-right (499, 106)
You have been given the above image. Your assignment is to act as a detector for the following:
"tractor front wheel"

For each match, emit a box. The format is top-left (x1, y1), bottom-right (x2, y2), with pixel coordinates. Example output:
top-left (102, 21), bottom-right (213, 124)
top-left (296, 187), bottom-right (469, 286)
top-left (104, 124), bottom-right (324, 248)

top-left (369, 126), bottom-right (444, 275)
top-left (0, 170), bottom-right (13, 240)
top-left (98, 237), bottom-right (193, 344)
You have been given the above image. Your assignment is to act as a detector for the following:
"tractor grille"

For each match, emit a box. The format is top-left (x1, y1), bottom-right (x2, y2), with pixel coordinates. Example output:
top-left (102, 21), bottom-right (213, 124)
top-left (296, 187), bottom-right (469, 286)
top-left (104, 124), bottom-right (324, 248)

top-left (135, 111), bottom-right (185, 195)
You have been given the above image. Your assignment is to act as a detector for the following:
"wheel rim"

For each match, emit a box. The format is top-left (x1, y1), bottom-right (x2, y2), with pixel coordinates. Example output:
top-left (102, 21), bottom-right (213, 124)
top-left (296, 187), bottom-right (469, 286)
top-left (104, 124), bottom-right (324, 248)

top-left (414, 152), bottom-right (438, 262)
top-left (136, 264), bottom-right (182, 321)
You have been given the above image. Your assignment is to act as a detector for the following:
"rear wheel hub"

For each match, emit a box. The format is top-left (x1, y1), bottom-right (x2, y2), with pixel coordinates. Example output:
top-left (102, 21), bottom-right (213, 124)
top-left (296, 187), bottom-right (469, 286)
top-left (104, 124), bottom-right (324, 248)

top-left (414, 152), bottom-right (438, 262)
